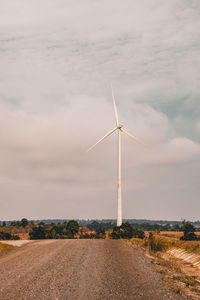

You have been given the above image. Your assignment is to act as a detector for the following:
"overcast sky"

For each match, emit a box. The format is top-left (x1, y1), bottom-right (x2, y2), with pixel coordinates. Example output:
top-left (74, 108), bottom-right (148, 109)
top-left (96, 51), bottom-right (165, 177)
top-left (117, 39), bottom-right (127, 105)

top-left (0, 0), bottom-right (200, 221)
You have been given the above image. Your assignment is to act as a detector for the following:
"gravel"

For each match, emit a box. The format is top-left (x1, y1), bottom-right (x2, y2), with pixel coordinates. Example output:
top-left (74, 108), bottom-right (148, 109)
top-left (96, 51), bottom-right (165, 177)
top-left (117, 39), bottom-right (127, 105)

top-left (0, 239), bottom-right (184, 299)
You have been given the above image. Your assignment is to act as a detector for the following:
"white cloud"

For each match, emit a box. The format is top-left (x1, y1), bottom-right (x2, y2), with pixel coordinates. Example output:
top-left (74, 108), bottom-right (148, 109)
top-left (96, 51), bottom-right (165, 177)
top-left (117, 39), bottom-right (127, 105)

top-left (0, 0), bottom-right (200, 220)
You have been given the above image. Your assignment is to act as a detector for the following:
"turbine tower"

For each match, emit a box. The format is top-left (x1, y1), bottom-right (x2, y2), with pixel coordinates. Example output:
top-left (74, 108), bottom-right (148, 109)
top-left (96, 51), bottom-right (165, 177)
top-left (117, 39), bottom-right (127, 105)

top-left (87, 87), bottom-right (145, 226)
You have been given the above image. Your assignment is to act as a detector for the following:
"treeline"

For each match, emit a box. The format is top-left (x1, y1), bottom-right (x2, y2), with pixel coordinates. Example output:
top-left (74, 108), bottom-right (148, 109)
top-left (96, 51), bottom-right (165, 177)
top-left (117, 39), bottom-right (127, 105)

top-left (0, 218), bottom-right (146, 240)
top-left (0, 218), bottom-right (30, 227)
top-left (30, 221), bottom-right (106, 239)
top-left (127, 223), bottom-right (182, 232)
top-left (0, 218), bottom-right (199, 242)
top-left (29, 220), bottom-right (79, 239)
top-left (83, 221), bottom-right (190, 232)
top-left (1, 219), bottom-right (200, 232)
top-left (0, 232), bottom-right (20, 240)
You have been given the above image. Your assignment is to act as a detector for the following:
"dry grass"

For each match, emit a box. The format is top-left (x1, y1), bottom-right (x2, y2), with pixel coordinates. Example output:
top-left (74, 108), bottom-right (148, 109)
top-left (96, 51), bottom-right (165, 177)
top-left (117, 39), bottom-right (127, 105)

top-left (0, 242), bottom-right (17, 255)
top-left (151, 232), bottom-right (200, 255)
top-left (159, 231), bottom-right (183, 239)
top-left (128, 234), bottom-right (200, 256)
top-left (126, 237), bottom-right (200, 298)
top-left (162, 281), bottom-right (185, 295)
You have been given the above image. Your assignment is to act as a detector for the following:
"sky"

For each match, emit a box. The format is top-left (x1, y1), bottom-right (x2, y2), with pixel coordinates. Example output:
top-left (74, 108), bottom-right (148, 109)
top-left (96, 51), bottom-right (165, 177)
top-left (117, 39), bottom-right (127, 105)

top-left (0, 0), bottom-right (200, 221)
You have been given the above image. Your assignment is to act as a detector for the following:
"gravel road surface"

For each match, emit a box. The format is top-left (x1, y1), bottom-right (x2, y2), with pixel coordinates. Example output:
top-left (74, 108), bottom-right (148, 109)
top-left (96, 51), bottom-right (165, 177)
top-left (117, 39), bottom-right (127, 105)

top-left (0, 240), bottom-right (184, 300)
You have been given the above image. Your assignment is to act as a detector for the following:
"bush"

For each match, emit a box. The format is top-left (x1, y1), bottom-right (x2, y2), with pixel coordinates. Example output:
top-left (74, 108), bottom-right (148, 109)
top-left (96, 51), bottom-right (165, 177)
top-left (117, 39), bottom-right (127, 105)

top-left (110, 223), bottom-right (145, 240)
top-left (0, 232), bottom-right (19, 240)
top-left (180, 232), bottom-right (198, 241)
top-left (133, 228), bottom-right (145, 239)
top-left (149, 232), bottom-right (169, 252)
top-left (66, 220), bottom-right (79, 238)
top-left (110, 226), bottom-right (122, 239)
top-left (95, 227), bottom-right (106, 239)
top-left (11, 235), bottom-right (20, 240)
top-left (180, 220), bottom-right (198, 241)
top-left (79, 233), bottom-right (96, 239)
top-left (29, 226), bottom-right (46, 239)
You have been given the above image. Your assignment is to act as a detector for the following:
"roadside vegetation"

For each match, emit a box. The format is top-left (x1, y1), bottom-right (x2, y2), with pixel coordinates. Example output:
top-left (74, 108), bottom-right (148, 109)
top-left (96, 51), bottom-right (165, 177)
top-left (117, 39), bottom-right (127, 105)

top-left (0, 218), bottom-right (200, 246)
top-left (128, 221), bottom-right (200, 254)
top-left (110, 222), bottom-right (145, 239)
top-left (124, 221), bottom-right (200, 299)
top-left (0, 243), bottom-right (17, 255)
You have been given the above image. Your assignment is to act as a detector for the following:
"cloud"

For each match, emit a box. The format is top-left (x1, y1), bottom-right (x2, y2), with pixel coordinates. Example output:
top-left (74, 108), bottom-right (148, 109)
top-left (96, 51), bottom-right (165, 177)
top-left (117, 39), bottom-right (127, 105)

top-left (0, 0), bottom-right (200, 220)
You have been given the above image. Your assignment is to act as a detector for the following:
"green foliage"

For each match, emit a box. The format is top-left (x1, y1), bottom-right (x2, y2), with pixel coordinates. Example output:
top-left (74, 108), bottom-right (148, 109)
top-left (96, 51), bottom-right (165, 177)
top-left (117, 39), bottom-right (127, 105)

top-left (38, 222), bottom-right (45, 226)
top-left (29, 220), bottom-right (80, 239)
top-left (95, 227), bottom-right (106, 239)
top-left (180, 220), bottom-right (198, 241)
top-left (10, 218), bottom-right (29, 227)
top-left (66, 220), bottom-right (79, 238)
top-left (133, 228), bottom-right (145, 239)
top-left (87, 221), bottom-right (114, 231)
top-left (110, 226), bottom-right (121, 239)
top-left (10, 221), bottom-right (20, 227)
top-left (20, 218), bottom-right (29, 227)
top-left (0, 232), bottom-right (11, 240)
top-left (29, 226), bottom-right (46, 240)
top-left (0, 232), bottom-right (20, 240)
top-left (110, 222), bottom-right (145, 240)
top-left (79, 233), bottom-right (96, 239)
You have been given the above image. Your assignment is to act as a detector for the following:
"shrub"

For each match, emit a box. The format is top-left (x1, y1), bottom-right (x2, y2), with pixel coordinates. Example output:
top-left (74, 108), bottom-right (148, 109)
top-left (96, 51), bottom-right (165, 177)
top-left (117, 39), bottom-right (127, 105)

top-left (110, 225), bottom-right (123, 239)
top-left (133, 228), bottom-right (145, 239)
top-left (29, 226), bottom-right (46, 239)
top-left (180, 220), bottom-right (198, 241)
top-left (110, 223), bottom-right (145, 240)
top-left (0, 232), bottom-right (19, 240)
top-left (149, 232), bottom-right (169, 252)
top-left (66, 220), bottom-right (79, 238)
top-left (95, 227), bottom-right (106, 239)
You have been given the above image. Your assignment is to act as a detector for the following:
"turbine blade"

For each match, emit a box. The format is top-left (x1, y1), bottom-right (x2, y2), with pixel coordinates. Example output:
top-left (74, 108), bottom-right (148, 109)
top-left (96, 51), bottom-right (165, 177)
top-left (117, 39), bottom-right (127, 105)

top-left (111, 85), bottom-right (119, 126)
top-left (121, 129), bottom-right (146, 146)
top-left (87, 127), bottom-right (118, 152)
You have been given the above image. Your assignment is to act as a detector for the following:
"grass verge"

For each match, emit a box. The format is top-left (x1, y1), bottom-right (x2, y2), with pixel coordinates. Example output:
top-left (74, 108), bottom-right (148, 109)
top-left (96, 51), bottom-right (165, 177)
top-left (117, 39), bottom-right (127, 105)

top-left (128, 233), bottom-right (200, 255)
top-left (125, 237), bottom-right (200, 299)
top-left (0, 242), bottom-right (17, 255)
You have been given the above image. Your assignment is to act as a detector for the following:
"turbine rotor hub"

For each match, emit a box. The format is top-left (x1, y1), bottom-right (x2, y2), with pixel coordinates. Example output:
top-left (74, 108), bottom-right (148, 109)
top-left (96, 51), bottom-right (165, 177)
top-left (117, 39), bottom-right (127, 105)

top-left (118, 124), bottom-right (123, 129)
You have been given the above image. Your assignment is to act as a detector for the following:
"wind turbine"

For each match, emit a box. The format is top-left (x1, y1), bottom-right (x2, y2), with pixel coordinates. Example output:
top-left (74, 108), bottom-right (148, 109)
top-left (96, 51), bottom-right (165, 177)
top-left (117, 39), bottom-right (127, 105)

top-left (87, 87), bottom-right (146, 226)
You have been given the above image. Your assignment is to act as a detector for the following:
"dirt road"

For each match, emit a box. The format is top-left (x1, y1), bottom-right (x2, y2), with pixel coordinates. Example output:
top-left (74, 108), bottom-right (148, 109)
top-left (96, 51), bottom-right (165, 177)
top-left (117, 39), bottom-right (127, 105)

top-left (0, 240), bottom-right (183, 300)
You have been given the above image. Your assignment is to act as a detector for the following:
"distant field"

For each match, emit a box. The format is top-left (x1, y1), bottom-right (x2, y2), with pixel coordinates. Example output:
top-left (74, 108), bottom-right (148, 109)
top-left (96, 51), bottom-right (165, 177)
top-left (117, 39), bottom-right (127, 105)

top-left (142, 232), bottom-right (200, 255)
top-left (159, 231), bottom-right (183, 239)
top-left (159, 231), bottom-right (200, 239)
top-left (144, 231), bottom-right (183, 239)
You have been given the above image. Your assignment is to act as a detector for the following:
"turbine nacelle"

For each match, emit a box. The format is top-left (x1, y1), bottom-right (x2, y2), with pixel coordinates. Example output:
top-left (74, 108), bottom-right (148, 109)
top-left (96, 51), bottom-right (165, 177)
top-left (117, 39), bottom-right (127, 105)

top-left (87, 86), bottom-right (146, 226)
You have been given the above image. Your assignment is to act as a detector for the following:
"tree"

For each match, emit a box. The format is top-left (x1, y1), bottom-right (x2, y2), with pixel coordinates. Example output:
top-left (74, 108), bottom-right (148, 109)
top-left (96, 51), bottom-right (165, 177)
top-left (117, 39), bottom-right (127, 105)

top-left (87, 221), bottom-right (100, 231)
top-left (10, 221), bottom-right (20, 227)
top-left (120, 222), bottom-right (134, 238)
top-left (110, 226), bottom-right (122, 239)
top-left (66, 220), bottom-right (79, 238)
top-left (133, 227), bottom-right (145, 239)
top-left (180, 220), bottom-right (198, 241)
top-left (29, 226), bottom-right (46, 239)
top-left (20, 218), bottom-right (29, 227)
top-left (38, 221), bottom-right (45, 226)
top-left (110, 222), bottom-right (145, 239)
top-left (110, 223), bottom-right (133, 239)
top-left (95, 227), bottom-right (106, 239)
